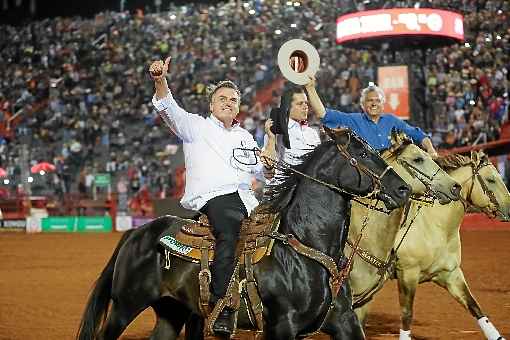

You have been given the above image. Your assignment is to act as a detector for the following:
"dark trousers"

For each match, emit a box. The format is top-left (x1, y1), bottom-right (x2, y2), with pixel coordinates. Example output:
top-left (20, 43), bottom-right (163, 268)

top-left (200, 192), bottom-right (248, 304)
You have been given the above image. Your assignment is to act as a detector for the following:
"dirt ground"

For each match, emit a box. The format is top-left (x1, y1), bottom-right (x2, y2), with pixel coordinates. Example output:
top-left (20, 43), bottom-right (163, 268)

top-left (0, 230), bottom-right (508, 340)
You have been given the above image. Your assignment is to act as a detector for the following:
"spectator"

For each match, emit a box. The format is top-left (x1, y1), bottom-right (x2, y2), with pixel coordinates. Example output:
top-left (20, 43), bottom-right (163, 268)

top-left (0, 0), bottom-right (507, 198)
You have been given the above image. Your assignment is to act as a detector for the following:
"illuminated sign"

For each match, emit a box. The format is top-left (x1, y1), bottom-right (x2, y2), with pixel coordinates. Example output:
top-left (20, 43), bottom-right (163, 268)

top-left (337, 8), bottom-right (464, 44)
top-left (377, 66), bottom-right (410, 119)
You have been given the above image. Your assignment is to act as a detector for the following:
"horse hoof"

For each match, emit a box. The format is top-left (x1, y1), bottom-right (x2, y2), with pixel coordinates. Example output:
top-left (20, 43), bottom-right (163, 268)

top-left (399, 329), bottom-right (412, 340)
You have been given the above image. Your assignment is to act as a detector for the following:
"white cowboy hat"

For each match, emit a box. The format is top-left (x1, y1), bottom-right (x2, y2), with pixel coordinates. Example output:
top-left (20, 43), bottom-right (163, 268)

top-left (277, 39), bottom-right (320, 85)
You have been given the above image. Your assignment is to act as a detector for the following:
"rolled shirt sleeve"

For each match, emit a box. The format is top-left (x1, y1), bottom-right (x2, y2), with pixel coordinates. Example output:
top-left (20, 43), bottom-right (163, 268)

top-left (390, 115), bottom-right (428, 145)
top-left (321, 108), bottom-right (356, 129)
top-left (152, 91), bottom-right (202, 143)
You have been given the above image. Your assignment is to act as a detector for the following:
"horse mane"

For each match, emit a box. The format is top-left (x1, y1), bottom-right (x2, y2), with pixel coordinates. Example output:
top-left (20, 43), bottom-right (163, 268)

top-left (435, 153), bottom-right (472, 171)
top-left (261, 141), bottom-right (334, 213)
top-left (382, 132), bottom-right (412, 158)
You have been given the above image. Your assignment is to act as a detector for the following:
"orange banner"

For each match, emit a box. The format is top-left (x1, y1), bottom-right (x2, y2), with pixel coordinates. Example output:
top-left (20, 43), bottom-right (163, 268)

top-left (377, 66), bottom-right (410, 120)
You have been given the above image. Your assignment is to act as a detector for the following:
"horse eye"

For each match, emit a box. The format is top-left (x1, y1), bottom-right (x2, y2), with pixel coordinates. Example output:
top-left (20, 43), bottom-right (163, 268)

top-left (413, 157), bottom-right (424, 163)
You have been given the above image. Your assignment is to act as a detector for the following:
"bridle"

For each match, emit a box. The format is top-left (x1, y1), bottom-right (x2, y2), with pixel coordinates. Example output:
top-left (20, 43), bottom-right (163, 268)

top-left (258, 131), bottom-right (394, 200)
top-left (460, 162), bottom-right (501, 218)
top-left (345, 146), bottom-right (452, 307)
top-left (396, 158), bottom-right (442, 201)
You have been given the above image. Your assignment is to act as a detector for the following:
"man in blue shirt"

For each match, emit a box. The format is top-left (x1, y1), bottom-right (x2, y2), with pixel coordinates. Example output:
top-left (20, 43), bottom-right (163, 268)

top-left (304, 77), bottom-right (438, 157)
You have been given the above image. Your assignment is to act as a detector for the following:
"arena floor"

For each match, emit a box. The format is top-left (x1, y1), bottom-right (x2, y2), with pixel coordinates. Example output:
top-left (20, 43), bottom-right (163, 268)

top-left (0, 230), bottom-right (508, 340)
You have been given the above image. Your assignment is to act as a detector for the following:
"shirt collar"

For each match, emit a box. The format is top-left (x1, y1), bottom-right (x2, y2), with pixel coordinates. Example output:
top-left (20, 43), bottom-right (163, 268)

top-left (289, 118), bottom-right (308, 128)
top-left (363, 112), bottom-right (385, 123)
top-left (210, 115), bottom-right (240, 129)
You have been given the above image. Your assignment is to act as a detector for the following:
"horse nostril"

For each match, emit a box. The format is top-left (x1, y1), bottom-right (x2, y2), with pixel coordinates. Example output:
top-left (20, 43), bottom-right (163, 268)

top-left (451, 184), bottom-right (461, 197)
top-left (398, 185), bottom-right (411, 198)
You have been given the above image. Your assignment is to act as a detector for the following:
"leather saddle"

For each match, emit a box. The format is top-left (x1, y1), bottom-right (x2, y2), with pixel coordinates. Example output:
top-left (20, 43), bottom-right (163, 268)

top-left (159, 205), bottom-right (279, 265)
top-left (158, 205), bottom-right (279, 334)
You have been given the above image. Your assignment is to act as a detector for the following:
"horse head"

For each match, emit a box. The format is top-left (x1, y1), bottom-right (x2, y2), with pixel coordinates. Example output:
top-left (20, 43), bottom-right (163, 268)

top-left (465, 151), bottom-right (510, 221)
top-left (324, 127), bottom-right (410, 210)
top-left (382, 130), bottom-right (461, 205)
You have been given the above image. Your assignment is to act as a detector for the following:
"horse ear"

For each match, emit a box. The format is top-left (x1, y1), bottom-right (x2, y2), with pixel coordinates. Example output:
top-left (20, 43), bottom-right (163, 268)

top-left (471, 150), bottom-right (480, 165)
top-left (390, 128), bottom-right (399, 145)
top-left (478, 151), bottom-right (489, 164)
top-left (324, 126), bottom-right (349, 145)
top-left (391, 128), bottom-right (406, 146)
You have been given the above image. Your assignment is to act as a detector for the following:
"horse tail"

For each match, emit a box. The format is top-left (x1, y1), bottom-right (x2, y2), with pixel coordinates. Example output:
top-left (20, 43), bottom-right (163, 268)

top-left (76, 230), bottom-right (134, 340)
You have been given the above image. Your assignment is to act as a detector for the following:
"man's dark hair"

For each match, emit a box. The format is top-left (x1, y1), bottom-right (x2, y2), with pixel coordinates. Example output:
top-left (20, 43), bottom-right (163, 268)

top-left (279, 84), bottom-right (305, 115)
top-left (269, 84), bottom-right (306, 149)
top-left (207, 80), bottom-right (241, 103)
top-left (283, 84), bottom-right (305, 102)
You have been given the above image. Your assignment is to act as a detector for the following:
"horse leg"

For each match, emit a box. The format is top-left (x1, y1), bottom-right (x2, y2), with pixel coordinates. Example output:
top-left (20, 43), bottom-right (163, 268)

top-left (100, 300), bottom-right (147, 340)
top-left (264, 314), bottom-right (299, 340)
top-left (150, 298), bottom-right (191, 340)
top-left (322, 297), bottom-right (366, 340)
top-left (396, 268), bottom-right (420, 340)
top-left (184, 313), bottom-right (205, 340)
top-left (432, 268), bottom-right (505, 340)
top-left (354, 301), bottom-right (372, 328)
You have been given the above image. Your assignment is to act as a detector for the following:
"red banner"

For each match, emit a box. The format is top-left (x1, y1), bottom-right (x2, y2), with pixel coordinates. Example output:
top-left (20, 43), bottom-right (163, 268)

top-left (377, 66), bottom-right (410, 119)
top-left (337, 8), bottom-right (464, 44)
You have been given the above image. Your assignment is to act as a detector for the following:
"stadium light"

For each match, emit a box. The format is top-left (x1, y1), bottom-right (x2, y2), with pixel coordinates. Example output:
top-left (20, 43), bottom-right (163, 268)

top-left (27, 176), bottom-right (34, 183)
top-left (3, 179), bottom-right (9, 185)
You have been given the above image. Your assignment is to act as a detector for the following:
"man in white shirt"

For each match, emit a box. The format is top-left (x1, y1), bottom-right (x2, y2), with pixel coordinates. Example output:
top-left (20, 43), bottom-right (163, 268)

top-left (265, 85), bottom-right (321, 181)
top-left (150, 57), bottom-right (276, 336)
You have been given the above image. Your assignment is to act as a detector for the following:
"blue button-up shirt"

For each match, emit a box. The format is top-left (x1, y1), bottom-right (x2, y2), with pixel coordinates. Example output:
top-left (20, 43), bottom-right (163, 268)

top-left (322, 109), bottom-right (428, 151)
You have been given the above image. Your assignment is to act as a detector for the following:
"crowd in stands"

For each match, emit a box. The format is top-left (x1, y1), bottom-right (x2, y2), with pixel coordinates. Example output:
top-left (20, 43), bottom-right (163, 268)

top-left (0, 0), bottom-right (508, 210)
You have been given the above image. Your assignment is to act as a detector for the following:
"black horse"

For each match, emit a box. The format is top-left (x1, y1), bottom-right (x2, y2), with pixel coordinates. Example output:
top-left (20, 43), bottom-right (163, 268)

top-left (77, 129), bottom-right (410, 340)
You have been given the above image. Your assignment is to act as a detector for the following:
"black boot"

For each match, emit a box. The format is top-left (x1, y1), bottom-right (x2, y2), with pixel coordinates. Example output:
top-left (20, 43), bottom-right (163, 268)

top-left (212, 307), bottom-right (235, 336)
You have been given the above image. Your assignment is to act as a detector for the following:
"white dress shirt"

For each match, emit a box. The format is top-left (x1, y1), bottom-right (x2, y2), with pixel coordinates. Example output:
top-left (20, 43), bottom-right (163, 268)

top-left (265, 118), bottom-right (321, 166)
top-left (152, 91), bottom-right (263, 215)
top-left (265, 118), bottom-right (321, 185)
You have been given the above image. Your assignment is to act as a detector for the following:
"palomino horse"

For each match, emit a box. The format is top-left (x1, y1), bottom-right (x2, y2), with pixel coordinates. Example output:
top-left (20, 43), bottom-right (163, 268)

top-left (345, 132), bottom-right (461, 312)
top-left (358, 151), bottom-right (510, 340)
top-left (77, 129), bottom-right (410, 340)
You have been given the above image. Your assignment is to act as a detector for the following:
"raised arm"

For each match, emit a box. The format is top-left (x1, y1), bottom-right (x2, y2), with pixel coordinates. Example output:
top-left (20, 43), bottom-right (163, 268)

top-left (304, 76), bottom-right (326, 119)
top-left (150, 57), bottom-right (201, 142)
top-left (151, 57), bottom-right (171, 100)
